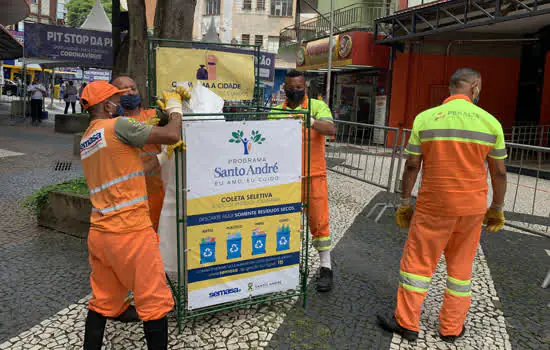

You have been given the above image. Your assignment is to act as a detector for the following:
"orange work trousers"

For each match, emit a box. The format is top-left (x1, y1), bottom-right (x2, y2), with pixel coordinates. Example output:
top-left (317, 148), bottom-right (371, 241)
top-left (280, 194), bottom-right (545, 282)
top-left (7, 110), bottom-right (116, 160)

top-left (394, 211), bottom-right (484, 336)
top-left (302, 175), bottom-right (331, 252)
top-left (87, 227), bottom-right (174, 321)
top-left (148, 191), bottom-right (165, 233)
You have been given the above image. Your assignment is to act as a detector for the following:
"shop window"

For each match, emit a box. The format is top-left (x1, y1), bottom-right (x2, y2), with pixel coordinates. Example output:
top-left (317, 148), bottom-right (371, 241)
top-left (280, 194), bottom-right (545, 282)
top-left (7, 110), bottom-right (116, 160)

top-left (257, 0), bottom-right (265, 10)
top-left (241, 34), bottom-right (250, 45)
top-left (205, 0), bottom-right (220, 15)
top-left (243, 0), bottom-right (252, 10)
top-left (267, 36), bottom-right (279, 53)
top-left (255, 35), bottom-right (264, 48)
top-left (271, 0), bottom-right (292, 17)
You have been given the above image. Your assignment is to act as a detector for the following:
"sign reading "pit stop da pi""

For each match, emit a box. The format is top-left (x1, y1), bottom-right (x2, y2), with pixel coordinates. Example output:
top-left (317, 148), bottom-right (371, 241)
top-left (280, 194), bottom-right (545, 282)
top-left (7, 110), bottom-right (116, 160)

top-left (24, 23), bottom-right (113, 67)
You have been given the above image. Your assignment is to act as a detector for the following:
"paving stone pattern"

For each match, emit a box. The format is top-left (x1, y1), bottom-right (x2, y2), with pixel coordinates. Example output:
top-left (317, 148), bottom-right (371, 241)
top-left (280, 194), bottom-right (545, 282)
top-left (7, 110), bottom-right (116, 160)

top-left (0, 113), bottom-right (548, 349)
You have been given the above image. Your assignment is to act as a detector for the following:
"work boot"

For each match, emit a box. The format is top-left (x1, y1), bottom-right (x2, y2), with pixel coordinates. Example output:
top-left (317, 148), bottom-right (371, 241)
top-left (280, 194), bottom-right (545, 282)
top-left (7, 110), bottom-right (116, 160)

top-left (144, 316), bottom-right (168, 350)
top-left (316, 267), bottom-right (333, 293)
top-left (377, 314), bottom-right (419, 342)
top-left (84, 309), bottom-right (107, 350)
top-left (112, 305), bottom-right (140, 323)
top-left (439, 326), bottom-right (466, 343)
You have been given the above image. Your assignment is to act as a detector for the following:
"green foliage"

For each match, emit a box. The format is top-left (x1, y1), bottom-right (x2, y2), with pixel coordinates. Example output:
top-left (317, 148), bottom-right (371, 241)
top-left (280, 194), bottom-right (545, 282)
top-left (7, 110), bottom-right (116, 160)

top-left (228, 130), bottom-right (265, 144)
top-left (65, 0), bottom-right (113, 28)
top-left (22, 177), bottom-right (89, 215)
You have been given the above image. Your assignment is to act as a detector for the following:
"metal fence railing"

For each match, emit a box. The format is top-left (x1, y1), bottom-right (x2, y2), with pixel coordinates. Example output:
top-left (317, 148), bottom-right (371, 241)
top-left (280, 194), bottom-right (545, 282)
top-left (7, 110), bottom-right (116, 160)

top-left (504, 125), bottom-right (550, 148)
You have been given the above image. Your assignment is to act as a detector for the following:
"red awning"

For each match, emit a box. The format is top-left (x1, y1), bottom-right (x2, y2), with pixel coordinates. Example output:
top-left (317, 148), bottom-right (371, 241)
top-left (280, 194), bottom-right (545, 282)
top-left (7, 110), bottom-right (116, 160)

top-left (0, 25), bottom-right (23, 60)
top-left (0, 0), bottom-right (30, 25)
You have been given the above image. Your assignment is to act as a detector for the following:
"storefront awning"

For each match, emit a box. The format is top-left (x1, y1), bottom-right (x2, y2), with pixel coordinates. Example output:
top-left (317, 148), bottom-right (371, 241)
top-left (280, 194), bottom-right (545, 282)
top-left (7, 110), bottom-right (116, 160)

top-left (0, 0), bottom-right (30, 25)
top-left (374, 0), bottom-right (550, 44)
top-left (0, 26), bottom-right (23, 60)
top-left (296, 31), bottom-right (390, 72)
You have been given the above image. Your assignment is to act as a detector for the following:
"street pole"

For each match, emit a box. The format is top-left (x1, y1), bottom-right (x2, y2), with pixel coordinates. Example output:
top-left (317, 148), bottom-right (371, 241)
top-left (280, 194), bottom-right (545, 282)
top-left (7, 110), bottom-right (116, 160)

top-left (48, 68), bottom-right (56, 110)
top-left (325, 0), bottom-right (334, 106)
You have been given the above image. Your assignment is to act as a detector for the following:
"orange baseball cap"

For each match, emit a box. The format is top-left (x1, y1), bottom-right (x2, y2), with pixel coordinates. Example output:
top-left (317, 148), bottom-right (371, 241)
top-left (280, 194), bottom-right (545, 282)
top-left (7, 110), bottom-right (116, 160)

top-left (80, 80), bottom-right (130, 110)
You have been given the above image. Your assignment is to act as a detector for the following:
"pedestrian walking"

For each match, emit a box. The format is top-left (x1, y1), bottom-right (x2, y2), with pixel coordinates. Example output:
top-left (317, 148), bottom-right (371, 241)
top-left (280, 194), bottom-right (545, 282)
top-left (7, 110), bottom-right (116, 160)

top-left (268, 70), bottom-right (337, 292)
top-left (79, 81), bottom-right (186, 349)
top-left (377, 68), bottom-right (508, 343)
top-left (27, 78), bottom-right (46, 125)
top-left (79, 82), bottom-right (87, 112)
top-left (64, 81), bottom-right (78, 114)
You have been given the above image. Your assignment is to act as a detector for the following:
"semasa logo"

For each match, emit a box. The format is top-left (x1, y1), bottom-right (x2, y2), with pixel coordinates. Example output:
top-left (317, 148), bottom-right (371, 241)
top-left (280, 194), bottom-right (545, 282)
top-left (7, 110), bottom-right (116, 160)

top-left (209, 287), bottom-right (242, 298)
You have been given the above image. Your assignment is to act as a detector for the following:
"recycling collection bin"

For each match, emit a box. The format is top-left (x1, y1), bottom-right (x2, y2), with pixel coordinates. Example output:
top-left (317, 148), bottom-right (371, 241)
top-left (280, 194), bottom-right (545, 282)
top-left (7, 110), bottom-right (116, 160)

top-left (200, 238), bottom-right (216, 264)
top-left (251, 230), bottom-right (267, 255)
top-left (226, 233), bottom-right (242, 260)
top-left (276, 225), bottom-right (291, 251)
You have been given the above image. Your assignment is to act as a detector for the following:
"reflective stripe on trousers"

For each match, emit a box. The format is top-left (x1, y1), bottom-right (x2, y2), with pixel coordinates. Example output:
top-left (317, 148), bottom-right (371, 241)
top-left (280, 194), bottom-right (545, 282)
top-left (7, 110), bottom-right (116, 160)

top-left (399, 270), bottom-right (431, 293)
top-left (89, 171), bottom-right (145, 195)
top-left (446, 276), bottom-right (472, 297)
top-left (312, 237), bottom-right (332, 251)
top-left (92, 196), bottom-right (148, 215)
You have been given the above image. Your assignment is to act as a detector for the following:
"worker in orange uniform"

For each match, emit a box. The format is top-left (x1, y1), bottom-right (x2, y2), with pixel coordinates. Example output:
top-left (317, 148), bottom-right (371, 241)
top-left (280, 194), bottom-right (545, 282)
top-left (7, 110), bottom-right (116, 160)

top-left (270, 70), bottom-right (336, 292)
top-left (377, 68), bottom-right (508, 343)
top-left (111, 76), bottom-right (165, 232)
top-left (80, 80), bottom-right (186, 350)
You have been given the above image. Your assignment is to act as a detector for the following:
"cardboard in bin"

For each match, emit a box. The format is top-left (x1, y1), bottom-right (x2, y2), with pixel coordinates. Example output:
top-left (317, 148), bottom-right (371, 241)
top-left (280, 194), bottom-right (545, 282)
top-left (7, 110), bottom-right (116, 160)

top-left (276, 225), bottom-right (290, 251)
top-left (200, 237), bottom-right (216, 264)
top-left (251, 229), bottom-right (267, 255)
top-left (227, 232), bottom-right (242, 260)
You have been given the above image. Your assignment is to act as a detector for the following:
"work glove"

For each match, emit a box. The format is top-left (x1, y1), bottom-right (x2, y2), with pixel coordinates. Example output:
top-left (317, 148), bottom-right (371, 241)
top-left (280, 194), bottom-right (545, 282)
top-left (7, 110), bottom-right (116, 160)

top-left (395, 198), bottom-right (413, 229)
top-left (143, 115), bottom-right (160, 126)
top-left (156, 141), bottom-right (186, 166)
top-left (156, 86), bottom-right (191, 115)
top-left (483, 207), bottom-right (505, 232)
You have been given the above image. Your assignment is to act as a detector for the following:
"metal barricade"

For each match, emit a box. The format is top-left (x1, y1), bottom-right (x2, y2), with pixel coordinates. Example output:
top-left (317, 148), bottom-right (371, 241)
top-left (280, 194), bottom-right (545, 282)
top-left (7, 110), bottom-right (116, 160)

top-left (325, 120), bottom-right (401, 222)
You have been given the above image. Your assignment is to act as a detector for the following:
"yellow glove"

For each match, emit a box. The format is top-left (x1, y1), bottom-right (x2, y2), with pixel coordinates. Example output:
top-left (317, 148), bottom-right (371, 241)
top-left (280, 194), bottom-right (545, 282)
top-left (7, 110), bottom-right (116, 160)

top-left (396, 206), bottom-right (413, 229)
top-left (156, 86), bottom-right (191, 114)
top-left (166, 140), bottom-right (186, 159)
top-left (483, 208), bottom-right (505, 232)
top-left (143, 115), bottom-right (160, 126)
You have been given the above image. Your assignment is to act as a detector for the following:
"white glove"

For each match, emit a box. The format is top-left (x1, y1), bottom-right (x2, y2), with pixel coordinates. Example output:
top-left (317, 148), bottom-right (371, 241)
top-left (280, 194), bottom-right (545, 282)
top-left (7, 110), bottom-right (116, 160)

top-left (165, 98), bottom-right (183, 116)
top-left (310, 117), bottom-right (316, 127)
top-left (156, 145), bottom-right (168, 166)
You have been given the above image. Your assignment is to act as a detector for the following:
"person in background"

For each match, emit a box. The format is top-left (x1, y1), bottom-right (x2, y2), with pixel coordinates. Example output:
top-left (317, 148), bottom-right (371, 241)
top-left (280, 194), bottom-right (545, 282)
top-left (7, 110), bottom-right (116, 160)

top-left (80, 81), bottom-right (185, 349)
top-left (27, 78), bottom-right (46, 126)
top-left (64, 81), bottom-right (78, 114)
top-left (79, 82), bottom-right (88, 112)
top-left (377, 68), bottom-right (508, 343)
top-left (269, 70), bottom-right (337, 292)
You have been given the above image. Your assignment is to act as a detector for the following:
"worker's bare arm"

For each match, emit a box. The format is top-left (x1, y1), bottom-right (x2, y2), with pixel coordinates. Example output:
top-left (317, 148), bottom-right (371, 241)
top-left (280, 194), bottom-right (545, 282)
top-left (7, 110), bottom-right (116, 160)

top-left (487, 157), bottom-right (507, 208)
top-left (401, 154), bottom-right (422, 200)
top-left (146, 112), bottom-right (182, 145)
top-left (143, 156), bottom-right (160, 173)
top-left (313, 121), bottom-right (336, 136)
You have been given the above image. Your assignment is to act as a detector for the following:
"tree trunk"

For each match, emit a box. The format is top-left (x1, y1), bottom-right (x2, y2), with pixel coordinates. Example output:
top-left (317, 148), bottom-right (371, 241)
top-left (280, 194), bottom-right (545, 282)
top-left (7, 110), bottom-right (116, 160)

top-left (127, 0), bottom-right (149, 103)
top-left (155, 0), bottom-right (197, 40)
top-left (112, 35), bottom-right (129, 77)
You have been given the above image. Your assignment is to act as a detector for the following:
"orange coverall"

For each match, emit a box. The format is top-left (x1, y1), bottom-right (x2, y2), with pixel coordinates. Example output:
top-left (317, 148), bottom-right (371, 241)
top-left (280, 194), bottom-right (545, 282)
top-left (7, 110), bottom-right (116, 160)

top-left (396, 95), bottom-right (507, 336)
top-left (272, 98), bottom-right (333, 252)
top-left (81, 117), bottom-right (174, 321)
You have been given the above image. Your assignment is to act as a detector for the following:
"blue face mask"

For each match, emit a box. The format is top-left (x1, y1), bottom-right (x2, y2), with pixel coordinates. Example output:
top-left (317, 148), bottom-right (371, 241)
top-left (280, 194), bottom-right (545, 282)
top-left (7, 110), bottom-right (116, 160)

top-left (473, 87), bottom-right (480, 105)
top-left (109, 102), bottom-right (125, 118)
top-left (120, 94), bottom-right (141, 110)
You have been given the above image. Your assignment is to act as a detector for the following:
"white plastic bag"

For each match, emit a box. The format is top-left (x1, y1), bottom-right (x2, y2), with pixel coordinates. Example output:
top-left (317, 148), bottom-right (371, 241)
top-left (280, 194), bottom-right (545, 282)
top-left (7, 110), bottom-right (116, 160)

top-left (158, 82), bottom-right (225, 274)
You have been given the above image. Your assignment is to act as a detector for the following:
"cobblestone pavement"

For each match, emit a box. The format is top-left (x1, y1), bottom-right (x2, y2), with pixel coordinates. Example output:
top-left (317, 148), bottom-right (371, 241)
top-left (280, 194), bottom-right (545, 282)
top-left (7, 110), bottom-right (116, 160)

top-left (0, 112), bottom-right (548, 349)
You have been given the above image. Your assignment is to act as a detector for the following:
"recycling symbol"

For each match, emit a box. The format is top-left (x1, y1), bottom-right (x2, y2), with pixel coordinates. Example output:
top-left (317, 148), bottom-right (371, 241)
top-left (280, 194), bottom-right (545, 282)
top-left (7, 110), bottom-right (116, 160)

top-left (254, 240), bottom-right (264, 249)
top-left (279, 237), bottom-right (288, 246)
top-left (230, 244), bottom-right (239, 253)
top-left (203, 248), bottom-right (213, 257)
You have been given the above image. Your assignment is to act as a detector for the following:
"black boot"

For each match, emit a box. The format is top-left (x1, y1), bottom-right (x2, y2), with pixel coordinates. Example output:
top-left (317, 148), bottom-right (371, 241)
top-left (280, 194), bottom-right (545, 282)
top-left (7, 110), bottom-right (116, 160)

top-left (316, 267), bottom-right (333, 293)
top-left (440, 326), bottom-right (466, 343)
top-left (377, 314), bottom-right (419, 342)
top-left (143, 317), bottom-right (168, 350)
top-left (84, 309), bottom-right (107, 350)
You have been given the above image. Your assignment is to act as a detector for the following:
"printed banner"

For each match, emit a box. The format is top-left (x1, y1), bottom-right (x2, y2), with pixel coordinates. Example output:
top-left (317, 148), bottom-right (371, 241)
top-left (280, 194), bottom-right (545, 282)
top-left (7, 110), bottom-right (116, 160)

top-left (23, 23), bottom-right (113, 66)
top-left (183, 120), bottom-right (302, 309)
top-left (156, 47), bottom-right (255, 101)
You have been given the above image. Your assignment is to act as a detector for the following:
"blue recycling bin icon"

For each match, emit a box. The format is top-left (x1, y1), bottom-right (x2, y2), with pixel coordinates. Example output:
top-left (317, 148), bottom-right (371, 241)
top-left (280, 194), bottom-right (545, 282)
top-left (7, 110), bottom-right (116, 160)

top-left (200, 241), bottom-right (216, 264)
top-left (276, 227), bottom-right (290, 251)
top-left (251, 233), bottom-right (267, 255)
top-left (227, 235), bottom-right (242, 260)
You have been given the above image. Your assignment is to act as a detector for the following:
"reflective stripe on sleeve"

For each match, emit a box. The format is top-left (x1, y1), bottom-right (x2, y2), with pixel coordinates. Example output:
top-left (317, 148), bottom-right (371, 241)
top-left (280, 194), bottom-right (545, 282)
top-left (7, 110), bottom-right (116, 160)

top-left (89, 171), bottom-right (145, 195)
top-left (140, 152), bottom-right (159, 157)
top-left (405, 143), bottom-right (422, 155)
top-left (92, 196), bottom-right (148, 215)
top-left (489, 148), bottom-right (507, 159)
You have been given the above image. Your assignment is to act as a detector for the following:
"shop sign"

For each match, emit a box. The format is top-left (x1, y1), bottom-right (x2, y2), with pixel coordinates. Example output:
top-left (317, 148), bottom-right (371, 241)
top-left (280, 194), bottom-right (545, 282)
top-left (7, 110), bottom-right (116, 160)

top-left (297, 34), bottom-right (355, 70)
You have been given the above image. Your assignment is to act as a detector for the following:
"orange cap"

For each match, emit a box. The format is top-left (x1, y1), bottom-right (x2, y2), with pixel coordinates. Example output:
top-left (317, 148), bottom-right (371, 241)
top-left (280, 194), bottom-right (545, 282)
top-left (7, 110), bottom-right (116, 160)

top-left (80, 80), bottom-right (130, 110)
